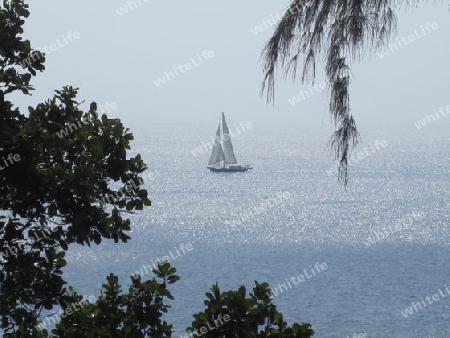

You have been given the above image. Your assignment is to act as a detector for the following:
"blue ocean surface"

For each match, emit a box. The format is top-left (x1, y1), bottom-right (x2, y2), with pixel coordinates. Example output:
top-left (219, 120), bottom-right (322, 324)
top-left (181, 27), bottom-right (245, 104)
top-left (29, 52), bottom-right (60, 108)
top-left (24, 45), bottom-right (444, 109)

top-left (64, 122), bottom-right (450, 337)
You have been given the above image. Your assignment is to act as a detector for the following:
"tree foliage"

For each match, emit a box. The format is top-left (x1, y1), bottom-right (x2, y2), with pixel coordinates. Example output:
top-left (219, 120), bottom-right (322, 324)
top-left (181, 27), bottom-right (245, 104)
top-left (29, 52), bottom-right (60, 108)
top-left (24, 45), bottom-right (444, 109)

top-left (40, 264), bottom-right (313, 337)
top-left (0, 0), bottom-right (45, 95)
top-left (1, 0), bottom-right (149, 335)
top-left (188, 281), bottom-right (314, 337)
top-left (50, 262), bottom-right (178, 338)
top-left (261, 0), bottom-right (426, 184)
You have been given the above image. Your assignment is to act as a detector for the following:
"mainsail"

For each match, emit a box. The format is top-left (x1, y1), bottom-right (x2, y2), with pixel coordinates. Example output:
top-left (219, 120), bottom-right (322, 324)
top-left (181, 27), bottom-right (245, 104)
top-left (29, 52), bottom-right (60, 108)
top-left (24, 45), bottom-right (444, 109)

top-left (207, 112), bottom-right (251, 172)
top-left (208, 125), bottom-right (224, 167)
top-left (221, 112), bottom-right (237, 164)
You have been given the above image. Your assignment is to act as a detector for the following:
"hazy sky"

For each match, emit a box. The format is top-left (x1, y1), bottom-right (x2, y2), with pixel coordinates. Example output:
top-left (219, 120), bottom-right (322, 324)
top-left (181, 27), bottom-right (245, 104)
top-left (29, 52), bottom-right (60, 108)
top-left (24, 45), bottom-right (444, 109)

top-left (11, 1), bottom-right (450, 134)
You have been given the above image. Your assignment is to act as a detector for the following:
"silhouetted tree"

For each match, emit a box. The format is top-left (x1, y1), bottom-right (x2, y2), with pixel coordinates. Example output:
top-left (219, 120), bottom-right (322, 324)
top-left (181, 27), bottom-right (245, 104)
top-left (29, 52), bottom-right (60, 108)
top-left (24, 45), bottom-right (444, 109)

top-left (0, 1), bottom-right (149, 335)
top-left (261, 0), bottom-right (426, 184)
top-left (187, 281), bottom-right (314, 337)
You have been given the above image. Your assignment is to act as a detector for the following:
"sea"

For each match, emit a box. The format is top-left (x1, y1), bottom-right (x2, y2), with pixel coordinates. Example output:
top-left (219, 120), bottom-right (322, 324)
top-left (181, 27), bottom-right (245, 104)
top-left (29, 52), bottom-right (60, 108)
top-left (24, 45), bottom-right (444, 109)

top-left (63, 120), bottom-right (450, 338)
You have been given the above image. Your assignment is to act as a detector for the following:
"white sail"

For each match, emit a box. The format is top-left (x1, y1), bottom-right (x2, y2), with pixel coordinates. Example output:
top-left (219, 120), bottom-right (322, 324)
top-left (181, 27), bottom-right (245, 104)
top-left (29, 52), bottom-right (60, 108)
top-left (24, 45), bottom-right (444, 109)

top-left (221, 112), bottom-right (237, 164)
top-left (208, 125), bottom-right (224, 167)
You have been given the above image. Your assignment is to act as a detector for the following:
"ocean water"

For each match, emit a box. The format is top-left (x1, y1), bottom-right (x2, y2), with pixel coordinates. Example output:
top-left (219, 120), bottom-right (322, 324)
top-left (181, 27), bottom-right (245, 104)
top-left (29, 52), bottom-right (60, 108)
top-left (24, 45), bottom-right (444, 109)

top-left (64, 122), bottom-right (450, 337)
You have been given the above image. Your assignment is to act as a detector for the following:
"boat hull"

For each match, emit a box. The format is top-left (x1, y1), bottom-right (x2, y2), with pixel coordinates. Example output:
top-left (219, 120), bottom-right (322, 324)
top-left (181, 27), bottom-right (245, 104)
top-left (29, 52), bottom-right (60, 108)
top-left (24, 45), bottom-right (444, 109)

top-left (207, 166), bottom-right (252, 172)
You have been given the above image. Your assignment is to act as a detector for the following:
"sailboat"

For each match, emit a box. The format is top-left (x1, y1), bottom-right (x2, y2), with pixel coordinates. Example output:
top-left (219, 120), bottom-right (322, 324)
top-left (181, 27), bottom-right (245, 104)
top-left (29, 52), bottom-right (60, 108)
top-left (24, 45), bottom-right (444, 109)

top-left (207, 112), bottom-right (252, 172)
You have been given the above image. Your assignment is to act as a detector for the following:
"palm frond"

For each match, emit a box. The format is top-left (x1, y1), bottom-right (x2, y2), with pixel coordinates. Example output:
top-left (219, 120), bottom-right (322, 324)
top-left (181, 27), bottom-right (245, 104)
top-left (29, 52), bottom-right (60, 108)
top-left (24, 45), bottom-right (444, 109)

top-left (261, 0), bottom-right (430, 185)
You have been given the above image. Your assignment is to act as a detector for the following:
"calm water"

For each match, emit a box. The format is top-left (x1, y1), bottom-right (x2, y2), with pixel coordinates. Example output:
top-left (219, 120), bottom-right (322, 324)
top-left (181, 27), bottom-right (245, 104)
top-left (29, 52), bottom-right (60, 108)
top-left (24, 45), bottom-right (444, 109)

top-left (64, 122), bottom-right (450, 337)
